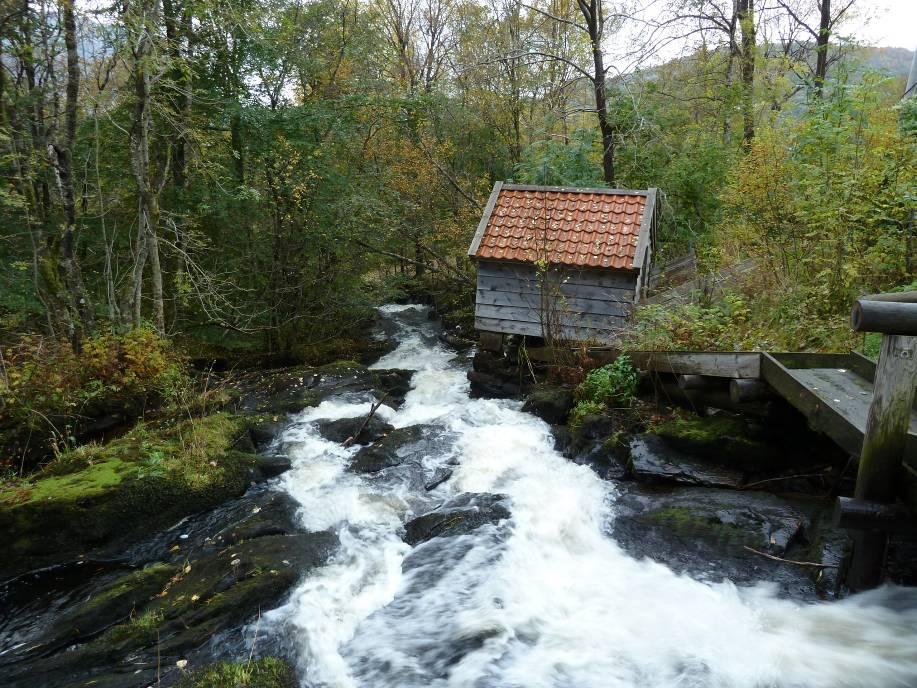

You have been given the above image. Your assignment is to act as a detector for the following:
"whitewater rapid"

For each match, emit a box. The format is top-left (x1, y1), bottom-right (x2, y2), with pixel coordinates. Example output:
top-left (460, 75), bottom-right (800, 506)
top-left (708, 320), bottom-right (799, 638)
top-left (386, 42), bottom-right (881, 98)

top-left (262, 304), bottom-right (917, 688)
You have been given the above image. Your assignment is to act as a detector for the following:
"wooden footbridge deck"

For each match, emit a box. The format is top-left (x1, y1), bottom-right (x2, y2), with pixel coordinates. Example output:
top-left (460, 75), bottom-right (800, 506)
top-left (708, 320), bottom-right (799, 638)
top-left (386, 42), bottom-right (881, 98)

top-left (627, 349), bottom-right (917, 470)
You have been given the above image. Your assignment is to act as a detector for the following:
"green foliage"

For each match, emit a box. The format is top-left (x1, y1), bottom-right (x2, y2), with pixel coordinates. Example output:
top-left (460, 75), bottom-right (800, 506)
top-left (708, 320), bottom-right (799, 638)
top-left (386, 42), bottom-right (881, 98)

top-left (0, 328), bottom-right (187, 444)
top-left (574, 356), bottom-right (639, 410)
top-left (514, 128), bottom-right (604, 187)
top-left (569, 400), bottom-right (604, 429)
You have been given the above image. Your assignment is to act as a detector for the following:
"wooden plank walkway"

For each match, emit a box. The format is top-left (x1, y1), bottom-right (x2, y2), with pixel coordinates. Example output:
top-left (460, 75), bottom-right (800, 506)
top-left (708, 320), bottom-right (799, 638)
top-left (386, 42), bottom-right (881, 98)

top-left (628, 350), bottom-right (917, 465)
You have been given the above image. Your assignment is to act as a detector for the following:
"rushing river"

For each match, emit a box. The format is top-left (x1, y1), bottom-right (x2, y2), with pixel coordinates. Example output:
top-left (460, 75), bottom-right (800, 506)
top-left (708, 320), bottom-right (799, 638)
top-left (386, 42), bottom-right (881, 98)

top-left (261, 305), bottom-right (917, 688)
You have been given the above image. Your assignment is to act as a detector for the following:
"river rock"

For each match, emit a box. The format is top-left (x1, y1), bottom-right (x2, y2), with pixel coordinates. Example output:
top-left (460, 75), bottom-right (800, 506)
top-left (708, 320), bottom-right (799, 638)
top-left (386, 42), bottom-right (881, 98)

top-left (0, 532), bottom-right (337, 688)
top-left (351, 425), bottom-right (427, 473)
top-left (609, 483), bottom-right (823, 597)
top-left (521, 386), bottom-right (575, 425)
top-left (255, 454), bottom-right (292, 478)
top-left (424, 467), bottom-right (453, 491)
top-left (652, 415), bottom-right (777, 472)
top-left (316, 416), bottom-right (394, 445)
top-left (467, 351), bottom-right (534, 399)
top-left (629, 433), bottom-right (745, 489)
top-left (403, 493), bottom-right (511, 546)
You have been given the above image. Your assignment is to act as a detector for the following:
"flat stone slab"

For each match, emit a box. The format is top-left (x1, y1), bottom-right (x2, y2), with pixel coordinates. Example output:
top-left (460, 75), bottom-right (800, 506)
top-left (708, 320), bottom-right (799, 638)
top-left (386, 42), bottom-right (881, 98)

top-left (629, 434), bottom-right (745, 489)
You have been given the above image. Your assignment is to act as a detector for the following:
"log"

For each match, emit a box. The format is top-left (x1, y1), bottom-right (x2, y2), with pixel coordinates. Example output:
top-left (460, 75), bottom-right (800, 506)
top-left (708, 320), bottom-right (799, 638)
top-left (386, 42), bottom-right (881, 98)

top-left (851, 299), bottom-right (917, 336)
top-left (729, 378), bottom-right (775, 403)
top-left (677, 374), bottom-right (725, 391)
top-left (833, 497), bottom-right (914, 534)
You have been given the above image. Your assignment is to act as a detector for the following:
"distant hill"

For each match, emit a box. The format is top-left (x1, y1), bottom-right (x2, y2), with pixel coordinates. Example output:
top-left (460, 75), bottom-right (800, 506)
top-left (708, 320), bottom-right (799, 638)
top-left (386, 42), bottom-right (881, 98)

top-left (854, 46), bottom-right (914, 79)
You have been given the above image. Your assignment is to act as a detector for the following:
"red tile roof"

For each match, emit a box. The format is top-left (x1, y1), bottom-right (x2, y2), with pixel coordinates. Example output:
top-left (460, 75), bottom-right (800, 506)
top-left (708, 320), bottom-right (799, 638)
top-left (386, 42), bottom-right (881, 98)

top-left (470, 184), bottom-right (652, 270)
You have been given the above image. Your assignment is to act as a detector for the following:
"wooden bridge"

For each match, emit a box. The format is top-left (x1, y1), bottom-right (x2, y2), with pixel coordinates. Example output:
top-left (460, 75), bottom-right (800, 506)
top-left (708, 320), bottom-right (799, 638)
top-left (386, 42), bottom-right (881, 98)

top-left (628, 292), bottom-right (917, 591)
top-left (626, 349), bottom-right (917, 468)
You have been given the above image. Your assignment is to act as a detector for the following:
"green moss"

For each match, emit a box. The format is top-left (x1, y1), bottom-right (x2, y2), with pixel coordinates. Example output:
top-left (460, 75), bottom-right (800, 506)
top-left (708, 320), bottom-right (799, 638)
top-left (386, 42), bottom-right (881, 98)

top-left (654, 416), bottom-right (747, 445)
top-left (79, 563), bottom-right (177, 616)
top-left (175, 657), bottom-right (297, 688)
top-left (641, 507), bottom-right (753, 547)
top-left (0, 412), bottom-right (261, 578)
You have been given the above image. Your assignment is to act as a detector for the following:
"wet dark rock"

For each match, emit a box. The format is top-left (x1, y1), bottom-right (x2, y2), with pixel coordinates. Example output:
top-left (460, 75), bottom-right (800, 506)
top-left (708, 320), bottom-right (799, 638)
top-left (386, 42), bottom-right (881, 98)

top-left (522, 386), bottom-right (575, 425)
top-left (316, 416), bottom-right (394, 445)
top-left (25, 563), bottom-right (179, 655)
top-left (653, 415), bottom-right (777, 473)
top-left (439, 333), bottom-right (475, 351)
top-left (255, 454), bottom-right (292, 478)
top-left (569, 414), bottom-right (618, 454)
top-left (351, 425), bottom-right (427, 473)
top-left (248, 418), bottom-right (285, 451)
top-left (610, 483), bottom-right (825, 598)
top-left (424, 467), bottom-right (453, 491)
top-left (629, 434), bottom-right (745, 489)
top-left (234, 362), bottom-right (413, 415)
top-left (550, 425), bottom-right (572, 454)
top-left (403, 493), bottom-right (511, 546)
top-left (467, 351), bottom-right (534, 399)
top-left (0, 532), bottom-right (337, 688)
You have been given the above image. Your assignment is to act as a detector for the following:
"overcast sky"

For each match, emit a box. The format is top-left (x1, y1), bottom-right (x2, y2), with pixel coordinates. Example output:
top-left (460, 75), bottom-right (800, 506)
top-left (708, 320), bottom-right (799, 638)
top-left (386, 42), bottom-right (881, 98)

top-left (853, 0), bottom-right (916, 49)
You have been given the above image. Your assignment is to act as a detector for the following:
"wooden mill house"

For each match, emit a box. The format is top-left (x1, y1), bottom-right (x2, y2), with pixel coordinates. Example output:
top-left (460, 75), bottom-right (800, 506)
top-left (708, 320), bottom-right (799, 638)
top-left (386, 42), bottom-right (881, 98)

top-left (467, 183), bottom-right (659, 344)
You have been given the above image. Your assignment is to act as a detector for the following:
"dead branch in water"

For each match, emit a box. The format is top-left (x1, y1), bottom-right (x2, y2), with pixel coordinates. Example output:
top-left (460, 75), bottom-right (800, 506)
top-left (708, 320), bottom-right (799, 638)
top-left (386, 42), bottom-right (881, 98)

top-left (743, 546), bottom-right (838, 568)
top-left (343, 394), bottom-right (388, 448)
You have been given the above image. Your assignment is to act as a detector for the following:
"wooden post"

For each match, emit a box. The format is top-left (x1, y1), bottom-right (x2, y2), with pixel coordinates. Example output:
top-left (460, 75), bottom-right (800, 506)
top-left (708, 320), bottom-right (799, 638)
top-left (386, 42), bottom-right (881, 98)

top-left (847, 296), bottom-right (917, 590)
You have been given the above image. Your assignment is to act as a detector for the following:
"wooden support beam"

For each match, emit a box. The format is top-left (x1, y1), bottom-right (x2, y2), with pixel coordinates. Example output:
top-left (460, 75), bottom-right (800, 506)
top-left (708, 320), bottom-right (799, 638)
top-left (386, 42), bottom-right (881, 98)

top-left (847, 333), bottom-right (917, 590)
top-left (729, 379), bottom-right (775, 403)
top-left (833, 497), bottom-right (914, 534)
top-left (677, 374), bottom-right (726, 391)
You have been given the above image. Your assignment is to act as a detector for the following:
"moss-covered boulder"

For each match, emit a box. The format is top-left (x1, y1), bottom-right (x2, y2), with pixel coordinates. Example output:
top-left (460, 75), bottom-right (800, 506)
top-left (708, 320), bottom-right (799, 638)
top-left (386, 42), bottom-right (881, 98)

top-left (175, 657), bottom-right (297, 688)
top-left (521, 386), bottom-right (575, 425)
top-left (652, 415), bottom-right (776, 472)
top-left (0, 413), bottom-right (266, 579)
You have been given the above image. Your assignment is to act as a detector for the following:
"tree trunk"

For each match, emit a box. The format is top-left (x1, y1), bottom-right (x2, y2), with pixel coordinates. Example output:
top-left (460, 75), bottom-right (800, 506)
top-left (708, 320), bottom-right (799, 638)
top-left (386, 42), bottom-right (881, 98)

top-left (579, 0), bottom-right (615, 185)
top-left (813, 0), bottom-right (830, 97)
top-left (129, 0), bottom-right (166, 333)
top-left (737, 0), bottom-right (756, 148)
top-left (54, 0), bottom-right (95, 350)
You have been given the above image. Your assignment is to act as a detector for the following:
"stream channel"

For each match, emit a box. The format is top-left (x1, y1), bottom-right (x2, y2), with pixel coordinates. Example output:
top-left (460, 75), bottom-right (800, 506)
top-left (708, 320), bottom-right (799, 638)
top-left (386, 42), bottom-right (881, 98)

top-left (261, 304), bottom-right (917, 688)
top-left (3, 304), bottom-right (917, 688)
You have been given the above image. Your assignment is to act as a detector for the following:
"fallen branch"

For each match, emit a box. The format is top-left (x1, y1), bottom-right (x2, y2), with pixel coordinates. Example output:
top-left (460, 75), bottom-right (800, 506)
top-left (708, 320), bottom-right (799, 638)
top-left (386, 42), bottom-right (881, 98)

top-left (343, 395), bottom-right (387, 448)
top-left (743, 546), bottom-right (838, 568)
top-left (740, 472), bottom-right (831, 490)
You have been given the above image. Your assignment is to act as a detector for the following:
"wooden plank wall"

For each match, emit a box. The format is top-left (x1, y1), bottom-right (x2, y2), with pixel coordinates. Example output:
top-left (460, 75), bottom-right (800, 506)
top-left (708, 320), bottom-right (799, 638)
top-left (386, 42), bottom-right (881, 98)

top-left (474, 261), bottom-right (637, 342)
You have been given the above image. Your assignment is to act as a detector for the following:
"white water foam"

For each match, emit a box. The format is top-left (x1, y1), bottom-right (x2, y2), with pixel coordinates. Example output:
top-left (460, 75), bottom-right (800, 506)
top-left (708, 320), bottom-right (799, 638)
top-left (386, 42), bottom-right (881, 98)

top-left (265, 305), bottom-right (917, 688)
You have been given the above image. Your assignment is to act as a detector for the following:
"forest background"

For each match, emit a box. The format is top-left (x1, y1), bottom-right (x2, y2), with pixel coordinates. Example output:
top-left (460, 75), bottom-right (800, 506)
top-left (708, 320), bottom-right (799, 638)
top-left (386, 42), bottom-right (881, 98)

top-left (1, 0), bottom-right (914, 471)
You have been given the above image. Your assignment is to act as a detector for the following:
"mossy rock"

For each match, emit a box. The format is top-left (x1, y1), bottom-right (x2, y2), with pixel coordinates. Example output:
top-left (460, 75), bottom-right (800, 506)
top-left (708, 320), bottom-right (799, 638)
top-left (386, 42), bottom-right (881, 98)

top-left (521, 385), bottom-right (575, 425)
top-left (0, 413), bottom-right (263, 579)
top-left (99, 532), bottom-right (337, 657)
top-left (175, 657), bottom-right (297, 688)
top-left (35, 563), bottom-right (179, 652)
top-left (652, 416), bottom-right (775, 471)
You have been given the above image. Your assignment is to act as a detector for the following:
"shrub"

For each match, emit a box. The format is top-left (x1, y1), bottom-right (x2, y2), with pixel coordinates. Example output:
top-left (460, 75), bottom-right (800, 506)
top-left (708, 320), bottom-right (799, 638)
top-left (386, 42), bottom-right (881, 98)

top-left (575, 355), bottom-right (639, 410)
top-left (569, 400), bottom-right (604, 429)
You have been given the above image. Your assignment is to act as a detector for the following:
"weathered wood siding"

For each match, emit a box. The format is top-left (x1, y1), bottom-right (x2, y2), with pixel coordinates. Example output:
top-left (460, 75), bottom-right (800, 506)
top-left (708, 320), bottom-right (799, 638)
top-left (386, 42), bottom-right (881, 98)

top-left (474, 260), bottom-right (637, 343)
